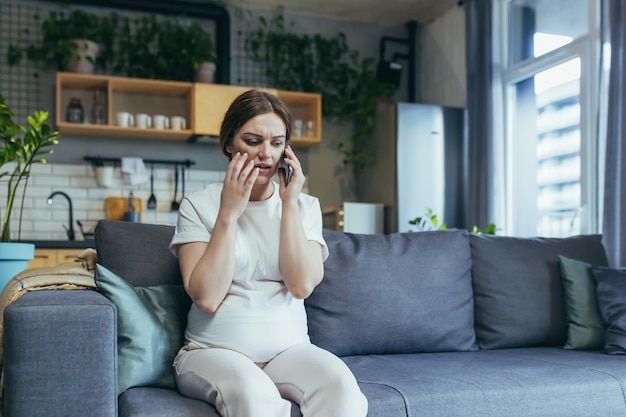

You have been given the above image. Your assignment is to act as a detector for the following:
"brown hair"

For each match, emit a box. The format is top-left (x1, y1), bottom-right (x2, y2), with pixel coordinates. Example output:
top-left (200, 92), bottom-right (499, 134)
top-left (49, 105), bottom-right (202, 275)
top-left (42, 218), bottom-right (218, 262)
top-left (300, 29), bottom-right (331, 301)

top-left (218, 90), bottom-right (292, 159)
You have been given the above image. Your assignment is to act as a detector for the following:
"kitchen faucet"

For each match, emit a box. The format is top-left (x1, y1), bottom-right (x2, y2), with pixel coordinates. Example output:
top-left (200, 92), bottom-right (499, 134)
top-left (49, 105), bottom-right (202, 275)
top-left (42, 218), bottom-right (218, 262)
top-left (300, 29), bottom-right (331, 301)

top-left (47, 191), bottom-right (75, 241)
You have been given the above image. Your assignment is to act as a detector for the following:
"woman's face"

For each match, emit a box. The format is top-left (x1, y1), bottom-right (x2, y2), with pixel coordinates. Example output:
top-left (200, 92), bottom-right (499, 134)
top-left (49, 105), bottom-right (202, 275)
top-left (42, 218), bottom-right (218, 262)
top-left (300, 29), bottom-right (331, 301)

top-left (229, 112), bottom-right (287, 185)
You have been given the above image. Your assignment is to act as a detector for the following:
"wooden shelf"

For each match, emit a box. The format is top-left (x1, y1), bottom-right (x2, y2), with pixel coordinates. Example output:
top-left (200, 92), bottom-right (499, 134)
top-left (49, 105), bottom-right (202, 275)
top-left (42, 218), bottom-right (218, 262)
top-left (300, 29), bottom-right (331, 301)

top-left (56, 72), bottom-right (193, 142)
top-left (56, 122), bottom-right (194, 141)
top-left (56, 72), bottom-right (322, 147)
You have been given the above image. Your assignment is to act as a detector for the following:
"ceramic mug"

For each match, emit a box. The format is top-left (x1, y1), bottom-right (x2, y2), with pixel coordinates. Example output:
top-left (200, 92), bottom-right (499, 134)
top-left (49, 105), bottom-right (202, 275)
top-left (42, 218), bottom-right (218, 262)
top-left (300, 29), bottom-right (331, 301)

top-left (116, 112), bottom-right (134, 128)
top-left (154, 114), bottom-right (169, 130)
top-left (170, 116), bottom-right (186, 130)
top-left (95, 166), bottom-right (114, 188)
top-left (136, 113), bottom-right (152, 129)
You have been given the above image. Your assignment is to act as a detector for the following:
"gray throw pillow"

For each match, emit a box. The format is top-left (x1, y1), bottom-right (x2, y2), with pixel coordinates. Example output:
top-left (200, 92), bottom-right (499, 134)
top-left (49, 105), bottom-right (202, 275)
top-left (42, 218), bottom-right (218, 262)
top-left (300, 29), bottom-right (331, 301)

top-left (592, 265), bottom-right (626, 355)
top-left (305, 229), bottom-right (477, 357)
top-left (471, 234), bottom-right (608, 350)
top-left (558, 255), bottom-right (604, 350)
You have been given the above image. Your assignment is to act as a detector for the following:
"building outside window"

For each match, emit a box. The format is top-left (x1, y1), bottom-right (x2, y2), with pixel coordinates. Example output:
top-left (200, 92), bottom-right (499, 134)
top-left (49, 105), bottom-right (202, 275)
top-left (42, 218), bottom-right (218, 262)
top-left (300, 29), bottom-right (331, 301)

top-left (497, 0), bottom-right (600, 237)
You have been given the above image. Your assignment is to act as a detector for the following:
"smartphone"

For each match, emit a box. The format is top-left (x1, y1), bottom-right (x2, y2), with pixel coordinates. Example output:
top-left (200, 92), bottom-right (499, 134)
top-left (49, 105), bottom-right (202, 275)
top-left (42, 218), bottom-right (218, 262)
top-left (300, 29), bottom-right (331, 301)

top-left (277, 152), bottom-right (293, 185)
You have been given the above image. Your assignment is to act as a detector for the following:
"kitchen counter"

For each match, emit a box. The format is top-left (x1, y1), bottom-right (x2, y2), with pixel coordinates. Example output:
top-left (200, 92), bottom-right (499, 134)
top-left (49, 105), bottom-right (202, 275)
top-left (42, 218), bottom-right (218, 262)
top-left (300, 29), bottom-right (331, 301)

top-left (19, 239), bottom-right (96, 249)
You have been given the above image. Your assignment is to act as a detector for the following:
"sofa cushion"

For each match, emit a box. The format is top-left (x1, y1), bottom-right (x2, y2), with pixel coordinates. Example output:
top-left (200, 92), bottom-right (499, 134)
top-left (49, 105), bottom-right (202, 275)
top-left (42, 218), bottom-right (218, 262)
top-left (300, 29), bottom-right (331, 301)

top-left (119, 387), bottom-right (219, 417)
top-left (558, 255), bottom-right (605, 350)
top-left (471, 234), bottom-right (608, 349)
top-left (305, 229), bottom-right (477, 357)
top-left (342, 347), bottom-right (626, 417)
top-left (95, 220), bottom-right (180, 287)
top-left (95, 264), bottom-right (191, 395)
top-left (592, 265), bottom-right (626, 355)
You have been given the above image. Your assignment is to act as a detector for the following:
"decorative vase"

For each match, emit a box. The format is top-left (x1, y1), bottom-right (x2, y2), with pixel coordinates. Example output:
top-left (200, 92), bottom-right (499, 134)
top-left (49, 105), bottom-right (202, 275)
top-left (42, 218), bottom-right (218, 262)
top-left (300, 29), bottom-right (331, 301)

top-left (195, 62), bottom-right (216, 83)
top-left (66, 39), bottom-right (100, 74)
top-left (0, 242), bottom-right (35, 292)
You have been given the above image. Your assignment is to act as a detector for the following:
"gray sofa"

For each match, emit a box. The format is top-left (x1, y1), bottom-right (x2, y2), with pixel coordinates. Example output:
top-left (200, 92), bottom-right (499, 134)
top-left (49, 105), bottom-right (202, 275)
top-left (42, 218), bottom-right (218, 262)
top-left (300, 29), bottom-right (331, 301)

top-left (4, 219), bottom-right (626, 417)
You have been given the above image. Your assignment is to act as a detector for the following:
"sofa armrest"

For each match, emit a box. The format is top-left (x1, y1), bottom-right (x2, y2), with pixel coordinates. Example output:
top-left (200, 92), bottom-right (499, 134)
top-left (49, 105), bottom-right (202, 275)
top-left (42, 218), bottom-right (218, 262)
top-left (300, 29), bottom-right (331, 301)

top-left (3, 290), bottom-right (117, 417)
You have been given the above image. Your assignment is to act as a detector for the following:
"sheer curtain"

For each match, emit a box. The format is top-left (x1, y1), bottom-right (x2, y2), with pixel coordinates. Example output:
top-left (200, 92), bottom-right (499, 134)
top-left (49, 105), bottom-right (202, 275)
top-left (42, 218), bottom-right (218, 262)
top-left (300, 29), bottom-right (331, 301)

top-left (601, 0), bottom-right (626, 267)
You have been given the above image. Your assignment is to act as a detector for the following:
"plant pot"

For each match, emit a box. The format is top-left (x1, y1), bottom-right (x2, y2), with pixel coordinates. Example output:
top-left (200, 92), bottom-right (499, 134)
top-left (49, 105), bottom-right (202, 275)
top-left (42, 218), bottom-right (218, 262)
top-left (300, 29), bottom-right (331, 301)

top-left (0, 242), bottom-right (35, 292)
top-left (195, 62), bottom-right (216, 83)
top-left (66, 39), bottom-right (100, 74)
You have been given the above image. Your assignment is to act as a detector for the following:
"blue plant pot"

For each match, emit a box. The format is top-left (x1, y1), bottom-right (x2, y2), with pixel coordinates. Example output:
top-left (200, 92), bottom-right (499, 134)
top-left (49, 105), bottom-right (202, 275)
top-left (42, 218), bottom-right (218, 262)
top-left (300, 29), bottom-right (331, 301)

top-left (0, 242), bottom-right (35, 293)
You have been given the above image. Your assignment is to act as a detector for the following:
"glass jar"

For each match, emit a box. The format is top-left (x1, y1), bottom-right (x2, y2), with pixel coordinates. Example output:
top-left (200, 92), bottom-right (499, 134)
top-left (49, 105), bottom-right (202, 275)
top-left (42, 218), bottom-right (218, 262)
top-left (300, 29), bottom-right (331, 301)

top-left (90, 90), bottom-right (105, 125)
top-left (66, 98), bottom-right (84, 123)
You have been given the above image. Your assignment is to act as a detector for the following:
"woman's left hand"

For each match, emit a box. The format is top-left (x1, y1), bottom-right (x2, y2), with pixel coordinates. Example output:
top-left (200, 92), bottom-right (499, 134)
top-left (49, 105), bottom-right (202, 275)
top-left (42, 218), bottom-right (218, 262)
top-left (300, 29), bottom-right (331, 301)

top-left (279, 145), bottom-right (304, 203)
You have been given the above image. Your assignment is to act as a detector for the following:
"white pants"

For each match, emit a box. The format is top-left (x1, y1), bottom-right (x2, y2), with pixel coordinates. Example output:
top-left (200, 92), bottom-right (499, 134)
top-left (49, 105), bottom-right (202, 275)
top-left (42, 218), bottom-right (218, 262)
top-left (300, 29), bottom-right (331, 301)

top-left (173, 342), bottom-right (368, 417)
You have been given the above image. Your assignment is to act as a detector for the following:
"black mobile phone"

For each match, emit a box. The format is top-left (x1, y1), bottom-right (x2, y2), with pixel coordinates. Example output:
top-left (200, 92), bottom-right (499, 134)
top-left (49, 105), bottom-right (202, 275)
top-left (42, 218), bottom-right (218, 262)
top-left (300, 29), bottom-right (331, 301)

top-left (277, 152), bottom-right (293, 185)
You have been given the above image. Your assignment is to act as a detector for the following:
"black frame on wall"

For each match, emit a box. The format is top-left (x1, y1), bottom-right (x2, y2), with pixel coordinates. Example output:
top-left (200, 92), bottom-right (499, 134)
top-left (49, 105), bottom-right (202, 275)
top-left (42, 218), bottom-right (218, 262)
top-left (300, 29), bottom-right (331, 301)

top-left (41, 0), bottom-right (231, 84)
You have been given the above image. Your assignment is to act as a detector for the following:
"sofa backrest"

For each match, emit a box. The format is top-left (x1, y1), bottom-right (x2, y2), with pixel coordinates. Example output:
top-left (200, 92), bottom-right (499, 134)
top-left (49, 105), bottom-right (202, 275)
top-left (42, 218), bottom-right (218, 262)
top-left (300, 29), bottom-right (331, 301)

top-left (95, 220), bottom-right (181, 287)
top-left (305, 229), bottom-right (478, 357)
top-left (470, 233), bottom-right (609, 350)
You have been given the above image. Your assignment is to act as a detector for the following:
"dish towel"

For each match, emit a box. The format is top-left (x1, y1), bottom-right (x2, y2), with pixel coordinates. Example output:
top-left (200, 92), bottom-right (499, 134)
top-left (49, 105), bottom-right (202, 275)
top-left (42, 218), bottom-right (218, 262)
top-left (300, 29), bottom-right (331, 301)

top-left (121, 157), bottom-right (148, 186)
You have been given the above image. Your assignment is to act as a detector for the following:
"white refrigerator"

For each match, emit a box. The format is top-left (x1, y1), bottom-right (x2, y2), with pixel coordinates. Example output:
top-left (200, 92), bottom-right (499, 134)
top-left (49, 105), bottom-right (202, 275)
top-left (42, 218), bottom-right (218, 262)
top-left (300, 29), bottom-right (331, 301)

top-left (357, 101), bottom-right (466, 234)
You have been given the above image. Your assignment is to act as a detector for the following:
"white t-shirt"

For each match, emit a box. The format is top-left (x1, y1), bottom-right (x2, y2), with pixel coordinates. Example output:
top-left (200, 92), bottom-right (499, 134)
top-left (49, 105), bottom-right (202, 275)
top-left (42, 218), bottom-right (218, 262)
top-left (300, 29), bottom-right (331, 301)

top-left (169, 181), bottom-right (329, 362)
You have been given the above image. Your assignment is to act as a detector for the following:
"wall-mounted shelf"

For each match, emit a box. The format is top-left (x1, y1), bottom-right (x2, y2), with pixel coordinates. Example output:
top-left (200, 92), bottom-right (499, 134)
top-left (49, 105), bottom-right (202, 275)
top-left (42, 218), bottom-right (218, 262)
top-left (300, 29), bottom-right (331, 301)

top-left (56, 72), bottom-right (322, 147)
top-left (56, 72), bottom-right (194, 141)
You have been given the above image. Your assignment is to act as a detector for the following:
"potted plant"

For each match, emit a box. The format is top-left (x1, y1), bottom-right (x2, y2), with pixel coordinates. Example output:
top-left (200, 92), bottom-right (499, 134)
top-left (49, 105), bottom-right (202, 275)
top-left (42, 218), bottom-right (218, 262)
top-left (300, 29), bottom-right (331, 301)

top-left (186, 21), bottom-right (218, 83)
top-left (113, 16), bottom-right (217, 82)
top-left (7, 8), bottom-right (119, 73)
top-left (0, 93), bottom-right (60, 290)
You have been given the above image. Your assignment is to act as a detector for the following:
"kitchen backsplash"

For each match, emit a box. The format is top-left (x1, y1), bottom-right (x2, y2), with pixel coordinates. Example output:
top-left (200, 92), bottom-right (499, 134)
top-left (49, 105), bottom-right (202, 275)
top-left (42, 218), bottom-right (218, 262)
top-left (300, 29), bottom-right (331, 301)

top-left (1, 162), bottom-right (226, 241)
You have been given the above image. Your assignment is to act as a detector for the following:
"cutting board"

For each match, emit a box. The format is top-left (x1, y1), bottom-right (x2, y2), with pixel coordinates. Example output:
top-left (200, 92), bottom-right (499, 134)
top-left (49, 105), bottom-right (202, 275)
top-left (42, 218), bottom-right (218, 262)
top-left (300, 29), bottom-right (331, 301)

top-left (105, 197), bottom-right (143, 221)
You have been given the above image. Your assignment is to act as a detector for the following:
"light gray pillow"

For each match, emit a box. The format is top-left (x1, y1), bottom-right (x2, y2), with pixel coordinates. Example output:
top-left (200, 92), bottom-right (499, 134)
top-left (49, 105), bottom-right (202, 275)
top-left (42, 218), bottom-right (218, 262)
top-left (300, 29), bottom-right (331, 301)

top-left (305, 229), bottom-right (477, 357)
top-left (471, 234), bottom-right (608, 349)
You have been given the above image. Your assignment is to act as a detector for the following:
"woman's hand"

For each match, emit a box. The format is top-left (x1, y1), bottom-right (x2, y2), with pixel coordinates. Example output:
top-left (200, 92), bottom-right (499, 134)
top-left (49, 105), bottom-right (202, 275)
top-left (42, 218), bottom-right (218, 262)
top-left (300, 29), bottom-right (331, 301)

top-left (220, 152), bottom-right (259, 221)
top-left (279, 146), bottom-right (304, 203)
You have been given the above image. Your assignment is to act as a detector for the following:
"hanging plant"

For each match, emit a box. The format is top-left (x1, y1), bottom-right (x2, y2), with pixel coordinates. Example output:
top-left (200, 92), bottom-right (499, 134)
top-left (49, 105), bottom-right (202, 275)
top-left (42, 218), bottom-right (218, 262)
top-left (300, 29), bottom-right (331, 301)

top-left (245, 10), bottom-right (396, 171)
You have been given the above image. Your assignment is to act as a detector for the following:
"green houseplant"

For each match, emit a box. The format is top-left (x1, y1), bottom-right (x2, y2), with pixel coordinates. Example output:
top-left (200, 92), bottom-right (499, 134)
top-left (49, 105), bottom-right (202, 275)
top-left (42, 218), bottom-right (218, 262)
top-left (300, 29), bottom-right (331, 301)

top-left (408, 208), bottom-right (497, 234)
top-left (0, 93), bottom-right (60, 289)
top-left (7, 8), bottom-right (119, 73)
top-left (114, 16), bottom-right (216, 82)
top-left (187, 21), bottom-right (218, 83)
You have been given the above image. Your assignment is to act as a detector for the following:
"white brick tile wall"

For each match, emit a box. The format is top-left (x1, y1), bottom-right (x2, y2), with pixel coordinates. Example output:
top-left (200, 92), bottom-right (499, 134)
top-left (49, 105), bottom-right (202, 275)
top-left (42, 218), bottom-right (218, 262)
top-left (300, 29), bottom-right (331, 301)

top-left (1, 162), bottom-right (225, 241)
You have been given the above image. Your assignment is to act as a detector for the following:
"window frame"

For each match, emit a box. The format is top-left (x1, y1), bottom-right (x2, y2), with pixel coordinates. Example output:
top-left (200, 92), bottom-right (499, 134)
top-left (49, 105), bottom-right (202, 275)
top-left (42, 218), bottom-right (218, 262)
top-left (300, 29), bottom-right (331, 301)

top-left (495, 0), bottom-right (601, 237)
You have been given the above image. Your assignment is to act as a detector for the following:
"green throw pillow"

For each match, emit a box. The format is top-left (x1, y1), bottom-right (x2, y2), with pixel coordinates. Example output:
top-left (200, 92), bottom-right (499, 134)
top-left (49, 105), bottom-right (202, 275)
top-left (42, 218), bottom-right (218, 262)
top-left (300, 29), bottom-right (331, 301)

top-left (94, 264), bottom-right (190, 395)
top-left (558, 255), bottom-right (605, 350)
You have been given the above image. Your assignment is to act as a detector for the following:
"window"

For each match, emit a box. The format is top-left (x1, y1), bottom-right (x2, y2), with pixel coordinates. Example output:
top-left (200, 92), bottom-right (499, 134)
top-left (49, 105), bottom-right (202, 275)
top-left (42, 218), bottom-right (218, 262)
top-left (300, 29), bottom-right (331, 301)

top-left (497, 0), bottom-right (600, 237)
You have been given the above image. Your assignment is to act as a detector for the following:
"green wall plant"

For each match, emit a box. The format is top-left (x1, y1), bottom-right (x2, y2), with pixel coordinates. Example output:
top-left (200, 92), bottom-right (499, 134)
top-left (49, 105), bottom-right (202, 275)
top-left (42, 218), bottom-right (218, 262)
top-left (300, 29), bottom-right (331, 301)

top-left (7, 8), bottom-right (119, 71)
top-left (7, 3), bottom-right (217, 83)
top-left (114, 15), bottom-right (216, 82)
top-left (245, 11), bottom-right (396, 171)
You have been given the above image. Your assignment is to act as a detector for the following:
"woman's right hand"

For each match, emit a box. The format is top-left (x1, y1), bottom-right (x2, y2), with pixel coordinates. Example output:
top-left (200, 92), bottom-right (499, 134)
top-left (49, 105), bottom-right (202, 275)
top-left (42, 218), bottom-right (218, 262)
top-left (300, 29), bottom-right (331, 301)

top-left (219, 152), bottom-right (258, 221)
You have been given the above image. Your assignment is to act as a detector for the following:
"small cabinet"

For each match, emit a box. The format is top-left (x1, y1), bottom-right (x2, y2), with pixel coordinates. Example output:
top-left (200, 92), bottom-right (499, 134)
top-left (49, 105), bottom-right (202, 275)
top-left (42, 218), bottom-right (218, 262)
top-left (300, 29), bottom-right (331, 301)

top-left (192, 84), bottom-right (277, 138)
top-left (29, 248), bottom-right (83, 269)
top-left (56, 72), bottom-right (194, 141)
top-left (192, 83), bottom-right (322, 147)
